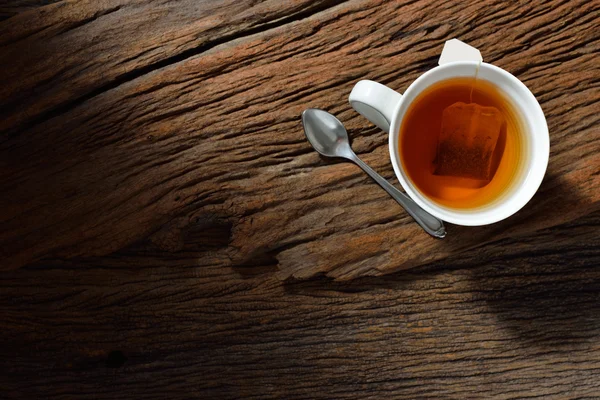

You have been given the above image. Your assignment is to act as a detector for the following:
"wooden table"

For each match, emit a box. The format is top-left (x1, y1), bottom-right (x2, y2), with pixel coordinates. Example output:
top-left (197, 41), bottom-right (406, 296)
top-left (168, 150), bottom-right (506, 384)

top-left (1, 0), bottom-right (599, 398)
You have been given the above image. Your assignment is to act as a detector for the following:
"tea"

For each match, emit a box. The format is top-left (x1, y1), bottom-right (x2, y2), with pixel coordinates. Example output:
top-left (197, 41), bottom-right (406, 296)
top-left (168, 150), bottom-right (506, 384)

top-left (399, 77), bottom-right (526, 209)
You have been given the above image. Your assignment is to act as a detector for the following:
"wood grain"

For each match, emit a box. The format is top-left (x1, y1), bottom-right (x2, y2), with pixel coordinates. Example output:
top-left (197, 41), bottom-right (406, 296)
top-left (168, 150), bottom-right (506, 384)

top-left (1, 1), bottom-right (600, 397)
top-left (2, 210), bottom-right (600, 399)
top-left (1, 0), bottom-right (599, 280)
top-left (0, 0), bottom-right (60, 21)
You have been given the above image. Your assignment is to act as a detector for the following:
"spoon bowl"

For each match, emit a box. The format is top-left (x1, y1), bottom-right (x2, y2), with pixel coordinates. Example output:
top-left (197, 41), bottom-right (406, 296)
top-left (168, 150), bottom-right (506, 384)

top-left (302, 109), bottom-right (353, 159)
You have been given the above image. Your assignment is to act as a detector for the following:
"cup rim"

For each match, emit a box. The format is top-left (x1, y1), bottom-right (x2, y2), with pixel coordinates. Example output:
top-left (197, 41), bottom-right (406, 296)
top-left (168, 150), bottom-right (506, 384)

top-left (388, 61), bottom-right (549, 226)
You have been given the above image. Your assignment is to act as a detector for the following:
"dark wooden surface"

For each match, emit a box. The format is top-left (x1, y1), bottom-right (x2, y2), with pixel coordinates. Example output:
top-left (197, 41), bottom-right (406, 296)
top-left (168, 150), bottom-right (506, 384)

top-left (1, 0), bottom-right (599, 398)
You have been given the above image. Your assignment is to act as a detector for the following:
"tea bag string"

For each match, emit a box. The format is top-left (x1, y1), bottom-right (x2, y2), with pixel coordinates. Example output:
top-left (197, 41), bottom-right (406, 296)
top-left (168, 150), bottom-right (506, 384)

top-left (469, 60), bottom-right (482, 104)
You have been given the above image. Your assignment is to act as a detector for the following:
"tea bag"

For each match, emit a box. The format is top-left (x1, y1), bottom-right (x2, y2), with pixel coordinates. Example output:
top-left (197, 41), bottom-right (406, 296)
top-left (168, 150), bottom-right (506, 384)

top-left (434, 102), bottom-right (504, 181)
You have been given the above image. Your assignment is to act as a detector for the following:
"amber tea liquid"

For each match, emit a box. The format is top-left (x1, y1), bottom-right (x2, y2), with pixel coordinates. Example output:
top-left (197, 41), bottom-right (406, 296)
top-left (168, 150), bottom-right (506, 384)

top-left (399, 77), bottom-right (526, 209)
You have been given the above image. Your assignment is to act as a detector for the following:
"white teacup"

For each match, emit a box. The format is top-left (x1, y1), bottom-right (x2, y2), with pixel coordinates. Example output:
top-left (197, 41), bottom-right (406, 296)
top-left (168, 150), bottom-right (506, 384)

top-left (348, 41), bottom-right (549, 226)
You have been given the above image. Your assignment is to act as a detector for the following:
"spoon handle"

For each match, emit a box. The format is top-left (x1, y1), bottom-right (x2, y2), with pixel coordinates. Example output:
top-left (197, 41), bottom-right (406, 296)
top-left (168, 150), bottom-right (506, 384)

top-left (350, 154), bottom-right (446, 239)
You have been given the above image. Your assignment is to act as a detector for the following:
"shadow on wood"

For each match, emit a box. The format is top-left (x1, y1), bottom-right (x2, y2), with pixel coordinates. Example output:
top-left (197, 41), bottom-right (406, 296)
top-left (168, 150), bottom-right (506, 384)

top-left (283, 209), bottom-right (600, 347)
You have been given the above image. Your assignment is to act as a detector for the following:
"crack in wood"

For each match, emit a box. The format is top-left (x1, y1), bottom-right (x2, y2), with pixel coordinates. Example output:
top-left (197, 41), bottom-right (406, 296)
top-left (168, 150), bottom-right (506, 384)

top-left (1, 0), bottom-right (354, 135)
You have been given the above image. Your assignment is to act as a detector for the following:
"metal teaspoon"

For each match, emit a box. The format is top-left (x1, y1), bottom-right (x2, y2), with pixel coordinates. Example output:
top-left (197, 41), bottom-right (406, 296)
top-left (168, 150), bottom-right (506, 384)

top-left (302, 108), bottom-right (446, 239)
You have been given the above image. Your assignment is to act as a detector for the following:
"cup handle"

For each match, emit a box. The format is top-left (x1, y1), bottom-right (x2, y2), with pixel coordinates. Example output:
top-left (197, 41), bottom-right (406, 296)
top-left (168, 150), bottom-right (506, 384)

top-left (348, 80), bottom-right (403, 133)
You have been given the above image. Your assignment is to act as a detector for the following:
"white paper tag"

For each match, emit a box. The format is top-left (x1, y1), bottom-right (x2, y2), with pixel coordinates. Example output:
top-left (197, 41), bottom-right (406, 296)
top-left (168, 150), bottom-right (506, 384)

top-left (438, 39), bottom-right (483, 65)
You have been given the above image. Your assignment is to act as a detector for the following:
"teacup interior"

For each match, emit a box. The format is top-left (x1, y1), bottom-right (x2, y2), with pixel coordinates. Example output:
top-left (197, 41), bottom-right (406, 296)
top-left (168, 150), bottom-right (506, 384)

top-left (389, 62), bottom-right (548, 226)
